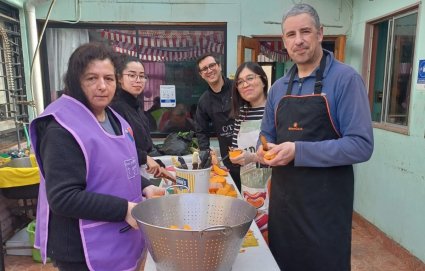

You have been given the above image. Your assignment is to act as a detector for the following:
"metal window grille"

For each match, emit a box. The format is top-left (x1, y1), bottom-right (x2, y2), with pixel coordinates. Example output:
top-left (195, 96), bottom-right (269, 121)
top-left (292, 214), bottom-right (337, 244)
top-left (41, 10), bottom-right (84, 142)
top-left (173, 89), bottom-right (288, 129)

top-left (0, 2), bottom-right (27, 150)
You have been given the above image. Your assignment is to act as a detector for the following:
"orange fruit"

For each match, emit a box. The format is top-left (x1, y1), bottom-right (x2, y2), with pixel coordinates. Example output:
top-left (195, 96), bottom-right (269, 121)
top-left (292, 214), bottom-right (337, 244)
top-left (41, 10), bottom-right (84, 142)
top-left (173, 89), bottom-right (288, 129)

top-left (213, 164), bottom-right (228, 176)
top-left (229, 149), bottom-right (243, 158)
top-left (209, 175), bottom-right (226, 184)
top-left (209, 182), bottom-right (223, 194)
top-left (183, 224), bottom-right (192, 230)
top-left (226, 190), bottom-right (238, 198)
top-left (264, 151), bottom-right (276, 160)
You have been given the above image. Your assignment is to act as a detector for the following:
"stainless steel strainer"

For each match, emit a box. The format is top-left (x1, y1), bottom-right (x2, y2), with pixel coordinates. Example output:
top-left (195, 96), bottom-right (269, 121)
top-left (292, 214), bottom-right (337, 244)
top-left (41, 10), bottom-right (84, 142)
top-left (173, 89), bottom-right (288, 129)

top-left (132, 193), bottom-right (256, 271)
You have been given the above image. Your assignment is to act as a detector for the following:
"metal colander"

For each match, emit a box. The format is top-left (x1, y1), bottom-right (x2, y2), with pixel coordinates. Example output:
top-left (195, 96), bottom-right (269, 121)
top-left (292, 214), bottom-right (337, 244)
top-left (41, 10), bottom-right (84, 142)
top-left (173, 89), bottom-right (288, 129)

top-left (132, 193), bottom-right (256, 271)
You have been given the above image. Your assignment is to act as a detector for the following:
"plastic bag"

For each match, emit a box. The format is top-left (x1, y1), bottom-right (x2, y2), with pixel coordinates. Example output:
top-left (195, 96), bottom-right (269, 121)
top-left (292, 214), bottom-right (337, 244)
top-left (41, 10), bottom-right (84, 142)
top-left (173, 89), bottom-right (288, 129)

top-left (159, 131), bottom-right (195, 156)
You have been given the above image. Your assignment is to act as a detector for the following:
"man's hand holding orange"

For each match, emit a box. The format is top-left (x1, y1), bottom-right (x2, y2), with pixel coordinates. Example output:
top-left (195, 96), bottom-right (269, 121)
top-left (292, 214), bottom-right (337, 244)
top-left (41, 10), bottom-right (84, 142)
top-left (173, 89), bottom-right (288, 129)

top-left (257, 142), bottom-right (295, 166)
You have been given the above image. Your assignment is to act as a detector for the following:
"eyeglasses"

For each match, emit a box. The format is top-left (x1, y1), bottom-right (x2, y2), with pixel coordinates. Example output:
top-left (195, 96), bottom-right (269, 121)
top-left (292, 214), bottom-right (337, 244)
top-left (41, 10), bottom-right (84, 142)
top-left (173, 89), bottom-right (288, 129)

top-left (236, 74), bottom-right (261, 88)
top-left (199, 63), bottom-right (218, 74)
top-left (123, 73), bottom-right (148, 82)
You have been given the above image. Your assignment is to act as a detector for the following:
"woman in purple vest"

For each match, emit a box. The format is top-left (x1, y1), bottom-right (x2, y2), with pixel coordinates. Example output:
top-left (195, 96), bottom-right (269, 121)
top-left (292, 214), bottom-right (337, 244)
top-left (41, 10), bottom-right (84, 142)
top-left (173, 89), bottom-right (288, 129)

top-left (29, 43), bottom-right (164, 271)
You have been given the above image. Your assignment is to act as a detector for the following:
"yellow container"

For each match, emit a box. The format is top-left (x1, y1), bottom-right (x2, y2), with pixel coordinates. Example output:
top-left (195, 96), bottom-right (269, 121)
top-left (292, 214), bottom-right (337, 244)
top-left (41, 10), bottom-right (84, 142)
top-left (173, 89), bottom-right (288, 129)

top-left (0, 155), bottom-right (39, 188)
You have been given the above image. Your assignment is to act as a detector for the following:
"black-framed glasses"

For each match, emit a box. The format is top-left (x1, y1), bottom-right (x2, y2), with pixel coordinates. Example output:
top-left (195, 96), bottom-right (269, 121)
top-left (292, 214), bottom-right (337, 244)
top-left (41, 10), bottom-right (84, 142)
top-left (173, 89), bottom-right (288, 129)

top-left (123, 73), bottom-right (148, 82)
top-left (199, 62), bottom-right (218, 74)
top-left (236, 74), bottom-right (261, 88)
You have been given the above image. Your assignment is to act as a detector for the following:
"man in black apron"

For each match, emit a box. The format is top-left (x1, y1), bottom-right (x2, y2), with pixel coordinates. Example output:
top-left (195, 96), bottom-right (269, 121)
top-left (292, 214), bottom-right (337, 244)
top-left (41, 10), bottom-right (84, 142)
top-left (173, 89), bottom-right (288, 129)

top-left (257, 4), bottom-right (374, 271)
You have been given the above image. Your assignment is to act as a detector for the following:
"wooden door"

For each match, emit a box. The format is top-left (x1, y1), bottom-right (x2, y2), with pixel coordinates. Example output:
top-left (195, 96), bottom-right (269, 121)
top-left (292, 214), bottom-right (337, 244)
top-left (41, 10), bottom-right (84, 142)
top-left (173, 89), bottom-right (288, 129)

top-left (322, 35), bottom-right (346, 62)
top-left (237, 35), bottom-right (260, 66)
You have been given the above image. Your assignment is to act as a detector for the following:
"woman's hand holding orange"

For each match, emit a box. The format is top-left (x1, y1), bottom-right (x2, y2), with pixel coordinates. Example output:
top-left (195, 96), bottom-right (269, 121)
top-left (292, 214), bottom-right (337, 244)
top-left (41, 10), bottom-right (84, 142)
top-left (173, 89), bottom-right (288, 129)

top-left (229, 149), bottom-right (256, 166)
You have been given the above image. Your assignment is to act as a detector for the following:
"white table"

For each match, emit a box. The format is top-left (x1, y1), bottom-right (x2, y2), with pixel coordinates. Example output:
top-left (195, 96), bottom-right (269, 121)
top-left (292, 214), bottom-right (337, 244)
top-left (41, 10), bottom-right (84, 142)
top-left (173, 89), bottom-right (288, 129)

top-left (144, 220), bottom-right (280, 270)
top-left (144, 163), bottom-right (280, 271)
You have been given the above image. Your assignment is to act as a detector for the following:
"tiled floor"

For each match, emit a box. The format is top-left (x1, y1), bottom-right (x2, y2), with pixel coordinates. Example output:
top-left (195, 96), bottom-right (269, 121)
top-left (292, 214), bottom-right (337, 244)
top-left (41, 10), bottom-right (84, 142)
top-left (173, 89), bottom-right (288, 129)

top-left (351, 213), bottom-right (425, 271)
top-left (3, 213), bottom-right (425, 271)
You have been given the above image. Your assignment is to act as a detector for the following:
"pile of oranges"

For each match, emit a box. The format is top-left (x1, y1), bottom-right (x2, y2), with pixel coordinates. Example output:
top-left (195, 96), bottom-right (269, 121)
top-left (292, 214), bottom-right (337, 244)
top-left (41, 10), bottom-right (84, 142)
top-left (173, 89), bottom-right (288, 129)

top-left (168, 224), bottom-right (192, 230)
top-left (208, 165), bottom-right (237, 197)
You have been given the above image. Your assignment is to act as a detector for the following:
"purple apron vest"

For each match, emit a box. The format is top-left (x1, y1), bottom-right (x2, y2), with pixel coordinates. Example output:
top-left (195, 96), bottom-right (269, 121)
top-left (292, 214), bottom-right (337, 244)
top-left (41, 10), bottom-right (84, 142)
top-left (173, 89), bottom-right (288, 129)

top-left (30, 95), bottom-right (144, 271)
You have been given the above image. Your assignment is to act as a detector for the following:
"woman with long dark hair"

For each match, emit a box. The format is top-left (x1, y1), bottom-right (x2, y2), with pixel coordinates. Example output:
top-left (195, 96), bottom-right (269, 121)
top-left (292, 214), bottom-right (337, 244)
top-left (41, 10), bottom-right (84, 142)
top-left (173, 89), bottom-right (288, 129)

top-left (229, 61), bottom-right (271, 242)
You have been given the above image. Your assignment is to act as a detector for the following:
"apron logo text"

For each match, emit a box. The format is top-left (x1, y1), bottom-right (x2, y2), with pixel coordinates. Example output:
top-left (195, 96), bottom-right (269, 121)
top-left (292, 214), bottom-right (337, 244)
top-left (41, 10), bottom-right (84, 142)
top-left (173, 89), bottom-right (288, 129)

top-left (288, 122), bottom-right (303, 131)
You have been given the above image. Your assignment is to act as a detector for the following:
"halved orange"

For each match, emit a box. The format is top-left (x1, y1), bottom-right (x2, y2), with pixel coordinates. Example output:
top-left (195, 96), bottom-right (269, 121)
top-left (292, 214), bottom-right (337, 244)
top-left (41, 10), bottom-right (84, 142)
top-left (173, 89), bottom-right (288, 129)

top-left (229, 149), bottom-right (243, 158)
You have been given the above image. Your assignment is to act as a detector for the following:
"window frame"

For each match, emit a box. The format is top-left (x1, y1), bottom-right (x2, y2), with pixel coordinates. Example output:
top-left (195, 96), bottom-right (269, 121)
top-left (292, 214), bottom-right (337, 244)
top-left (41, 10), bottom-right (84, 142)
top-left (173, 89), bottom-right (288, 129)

top-left (363, 4), bottom-right (418, 134)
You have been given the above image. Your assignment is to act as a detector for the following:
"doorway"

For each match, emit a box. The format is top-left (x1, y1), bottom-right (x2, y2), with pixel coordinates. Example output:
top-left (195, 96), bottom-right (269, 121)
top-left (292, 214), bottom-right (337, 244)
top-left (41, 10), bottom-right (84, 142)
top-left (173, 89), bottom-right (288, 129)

top-left (236, 35), bottom-right (346, 86)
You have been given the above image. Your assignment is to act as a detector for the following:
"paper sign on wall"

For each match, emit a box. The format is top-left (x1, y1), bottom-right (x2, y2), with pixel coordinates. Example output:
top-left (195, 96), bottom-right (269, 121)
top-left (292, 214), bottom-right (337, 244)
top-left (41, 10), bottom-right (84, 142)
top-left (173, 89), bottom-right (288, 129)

top-left (418, 60), bottom-right (425, 91)
top-left (159, 85), bottom-right (176, 107)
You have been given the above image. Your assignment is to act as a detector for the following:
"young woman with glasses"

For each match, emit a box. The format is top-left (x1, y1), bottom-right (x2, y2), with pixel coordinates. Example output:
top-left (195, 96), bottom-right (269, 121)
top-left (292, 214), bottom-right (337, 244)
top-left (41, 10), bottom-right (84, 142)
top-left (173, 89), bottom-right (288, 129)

top-left (229, 61), bottom-right (270, 243)
top-left (230, 62), bottom-right (268, 164)
top-left (111, 55), bottom-right (172, 180)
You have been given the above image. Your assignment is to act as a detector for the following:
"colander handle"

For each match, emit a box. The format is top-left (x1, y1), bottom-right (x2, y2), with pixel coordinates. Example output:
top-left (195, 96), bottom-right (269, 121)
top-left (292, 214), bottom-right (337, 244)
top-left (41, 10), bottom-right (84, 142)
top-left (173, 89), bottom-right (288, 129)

top-left (200, 225), bottom-right (233, 237)
top-left (165, 184), bottom-right (190, 194)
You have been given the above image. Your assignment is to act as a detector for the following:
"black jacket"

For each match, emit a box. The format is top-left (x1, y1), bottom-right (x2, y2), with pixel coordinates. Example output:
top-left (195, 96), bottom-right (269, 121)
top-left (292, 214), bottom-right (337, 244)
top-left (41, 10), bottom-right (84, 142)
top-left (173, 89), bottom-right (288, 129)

top-left (194, 77), bottom-right (241, 188)
top-left (110, 90), bottom-right (153, 165)
top-left (195, 77), bottom-right (233, 153)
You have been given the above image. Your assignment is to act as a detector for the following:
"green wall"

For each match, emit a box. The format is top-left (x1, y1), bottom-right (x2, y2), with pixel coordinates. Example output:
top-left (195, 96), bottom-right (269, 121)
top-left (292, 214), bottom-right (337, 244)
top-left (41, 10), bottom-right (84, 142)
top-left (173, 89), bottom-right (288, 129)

top-left (346, 0), bottom-right (425, 262)
top-left (31, 0), bottom-right (352, 76)
top-left (5, 0), bottom-right (425, 263)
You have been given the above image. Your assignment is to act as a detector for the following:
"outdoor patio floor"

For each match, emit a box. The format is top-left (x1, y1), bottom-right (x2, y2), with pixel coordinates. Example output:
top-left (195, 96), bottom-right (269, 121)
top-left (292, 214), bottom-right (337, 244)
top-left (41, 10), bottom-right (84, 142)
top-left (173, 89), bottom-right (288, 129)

top-left (4, 213), bottom-right (425, 271)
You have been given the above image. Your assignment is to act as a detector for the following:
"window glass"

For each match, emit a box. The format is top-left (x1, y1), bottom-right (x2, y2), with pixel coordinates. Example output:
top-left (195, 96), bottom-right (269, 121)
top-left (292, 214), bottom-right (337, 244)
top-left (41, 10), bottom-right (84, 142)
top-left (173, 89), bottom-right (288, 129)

top-left (42, 24), bottom-right (226, 137)
top-left (385, 13), bottom-right (416, 125)
top-left (369, 11), bottom-right (417, 128)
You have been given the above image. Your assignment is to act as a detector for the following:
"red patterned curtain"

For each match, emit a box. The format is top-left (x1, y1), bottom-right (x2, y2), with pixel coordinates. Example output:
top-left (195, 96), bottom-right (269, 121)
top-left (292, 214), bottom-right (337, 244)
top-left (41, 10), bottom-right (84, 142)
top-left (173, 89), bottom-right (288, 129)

top-left (259, 40), bottom-right (290, 62)
top-left (101, 29), bottom-right (225, 62)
